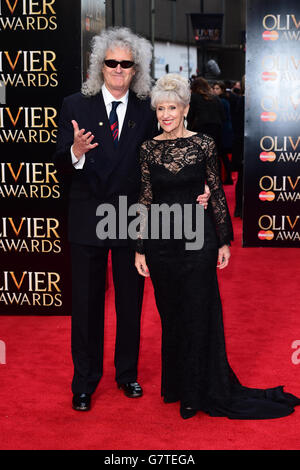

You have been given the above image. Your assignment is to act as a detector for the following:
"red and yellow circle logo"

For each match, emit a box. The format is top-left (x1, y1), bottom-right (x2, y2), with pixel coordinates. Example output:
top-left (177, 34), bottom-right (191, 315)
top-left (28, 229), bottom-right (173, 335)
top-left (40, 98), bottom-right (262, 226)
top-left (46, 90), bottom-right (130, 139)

top-left (262, 31), bottom-right (279, 41)
top-left (262, 71), bottom-right (278, 81)
top-left (259, 191), bottom-right (275, 201)
top-left (261, 112), bottom-right (277, 122)
top-left (260, 152), bottom-right (276, 162)
top-left (258, 230), bottom-right (274, 240)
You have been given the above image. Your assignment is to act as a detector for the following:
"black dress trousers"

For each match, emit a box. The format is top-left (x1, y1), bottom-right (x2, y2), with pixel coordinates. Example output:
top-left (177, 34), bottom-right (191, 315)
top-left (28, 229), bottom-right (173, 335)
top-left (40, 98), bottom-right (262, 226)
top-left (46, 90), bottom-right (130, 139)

top-left (70, 243), bottom-right (144, 394)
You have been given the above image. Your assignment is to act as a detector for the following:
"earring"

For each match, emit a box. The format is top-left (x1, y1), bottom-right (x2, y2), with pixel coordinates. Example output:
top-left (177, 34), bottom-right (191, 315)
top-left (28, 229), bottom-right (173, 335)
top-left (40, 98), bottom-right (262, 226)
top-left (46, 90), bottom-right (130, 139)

top-left (184, 116), bottom-right (187, 129)
top-left (157, 122), bottom-right (160, 131)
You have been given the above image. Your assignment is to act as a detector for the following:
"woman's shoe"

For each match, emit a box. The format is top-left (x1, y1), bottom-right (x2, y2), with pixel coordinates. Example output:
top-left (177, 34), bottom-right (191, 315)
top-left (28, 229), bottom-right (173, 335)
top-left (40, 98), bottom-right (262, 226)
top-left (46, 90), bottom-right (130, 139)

top-left (180, 406), bottom-right (197, 419)
top-left (234, 208), bottom-right (242, 218)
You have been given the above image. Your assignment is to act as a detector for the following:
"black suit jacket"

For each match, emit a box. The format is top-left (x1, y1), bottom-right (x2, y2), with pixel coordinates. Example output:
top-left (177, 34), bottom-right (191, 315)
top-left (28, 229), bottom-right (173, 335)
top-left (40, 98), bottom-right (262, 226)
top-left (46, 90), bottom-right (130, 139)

top-left (54, 90), bottom-right (157, 246)
top-left (187, 93), bottom-right (225, 130)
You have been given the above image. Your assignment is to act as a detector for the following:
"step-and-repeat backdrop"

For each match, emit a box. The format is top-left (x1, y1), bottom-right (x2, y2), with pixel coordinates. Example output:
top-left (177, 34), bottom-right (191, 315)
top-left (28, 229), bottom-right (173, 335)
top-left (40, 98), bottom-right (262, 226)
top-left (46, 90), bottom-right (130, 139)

top-left (243, 0), bottom-right (300, 246)
top-left (2, 0), bottom-right (299, 314)
top-left (0, 0), bottom-right (105, 315)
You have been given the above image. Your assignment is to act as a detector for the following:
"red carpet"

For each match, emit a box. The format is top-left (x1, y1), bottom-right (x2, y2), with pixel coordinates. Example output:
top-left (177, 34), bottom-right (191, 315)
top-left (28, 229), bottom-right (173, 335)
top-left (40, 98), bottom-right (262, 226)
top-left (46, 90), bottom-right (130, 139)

top-left (0, 176), bottom-right (300, 450)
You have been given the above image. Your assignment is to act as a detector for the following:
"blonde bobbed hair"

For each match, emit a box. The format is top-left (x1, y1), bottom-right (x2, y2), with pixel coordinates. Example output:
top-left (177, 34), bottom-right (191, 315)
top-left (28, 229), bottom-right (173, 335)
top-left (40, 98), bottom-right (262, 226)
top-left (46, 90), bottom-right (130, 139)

top-left (151, 73), bottom-right (191, 108)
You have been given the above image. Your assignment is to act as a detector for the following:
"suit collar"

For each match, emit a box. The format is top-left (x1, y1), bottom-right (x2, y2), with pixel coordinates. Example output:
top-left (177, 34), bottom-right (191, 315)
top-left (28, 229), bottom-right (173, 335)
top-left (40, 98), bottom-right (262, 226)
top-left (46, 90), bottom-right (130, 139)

top-left (88, 90), bottom-right (144, 181)
top-left (101, 84), bottom-right (129, 108)
top-left (91, 89), bottom-right (140, 149)
top-left (118, 89), bottom-right (141, 147)
top-left (91, 91), bottom-right (115, 156)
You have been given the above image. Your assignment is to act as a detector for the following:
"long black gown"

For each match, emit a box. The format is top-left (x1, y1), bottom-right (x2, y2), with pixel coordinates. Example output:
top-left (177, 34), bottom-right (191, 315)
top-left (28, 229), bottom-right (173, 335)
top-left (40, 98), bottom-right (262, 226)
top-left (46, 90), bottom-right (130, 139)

top-left (136, 133), bottom-right (300, 419)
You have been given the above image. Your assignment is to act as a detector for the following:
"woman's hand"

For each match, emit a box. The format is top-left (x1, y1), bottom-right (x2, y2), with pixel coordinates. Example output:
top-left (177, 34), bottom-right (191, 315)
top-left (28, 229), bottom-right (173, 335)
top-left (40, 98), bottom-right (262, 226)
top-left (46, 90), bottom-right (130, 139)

top-left (217, 245), bottom-right (230, 269)
top-left (71, 119), bottom-right (99, 159)
top-left (196, 184), bottom-right (210, 209)
top-left (135, 253), bottom-right (150, 277)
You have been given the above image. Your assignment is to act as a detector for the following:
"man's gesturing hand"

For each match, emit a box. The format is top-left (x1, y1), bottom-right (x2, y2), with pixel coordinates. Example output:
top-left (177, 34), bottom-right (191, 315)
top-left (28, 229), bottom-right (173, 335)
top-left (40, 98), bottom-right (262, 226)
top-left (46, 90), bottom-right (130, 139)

top-left (71, 120), bottom-right (99, 160)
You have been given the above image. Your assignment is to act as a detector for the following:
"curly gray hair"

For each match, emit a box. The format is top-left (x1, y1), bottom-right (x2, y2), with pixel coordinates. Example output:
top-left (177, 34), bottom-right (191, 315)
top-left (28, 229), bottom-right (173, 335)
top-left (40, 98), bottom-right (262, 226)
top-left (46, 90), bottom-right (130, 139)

top-left (82, 27), bottom-right (153, 99)
top-left (151, 74), bottom-right (191, 108)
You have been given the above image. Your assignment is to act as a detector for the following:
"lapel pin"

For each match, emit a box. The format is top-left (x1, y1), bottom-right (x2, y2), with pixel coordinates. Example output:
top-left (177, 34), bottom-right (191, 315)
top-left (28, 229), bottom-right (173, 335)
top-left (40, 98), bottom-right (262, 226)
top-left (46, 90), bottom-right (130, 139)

top-left (128, 120), bottom-right (136, 128)
top-left (99, 122), bottom-right (104, 126)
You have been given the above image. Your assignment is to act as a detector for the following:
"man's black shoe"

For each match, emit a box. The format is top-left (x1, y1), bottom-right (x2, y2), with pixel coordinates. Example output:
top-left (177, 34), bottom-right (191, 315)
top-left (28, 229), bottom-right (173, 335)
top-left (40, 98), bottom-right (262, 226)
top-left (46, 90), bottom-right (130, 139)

top-left (180, 406), bottom-right (197, 419)
top-left (72, 393), bottom-right (91, 411)
top-left (118, 382), bottom-right (143, 398)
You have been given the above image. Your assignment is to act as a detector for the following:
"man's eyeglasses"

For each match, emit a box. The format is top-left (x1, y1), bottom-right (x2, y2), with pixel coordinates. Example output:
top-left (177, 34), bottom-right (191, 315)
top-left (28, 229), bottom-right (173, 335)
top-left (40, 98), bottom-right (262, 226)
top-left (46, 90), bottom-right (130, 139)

top-left (104, 59), bottom-right (135, 69)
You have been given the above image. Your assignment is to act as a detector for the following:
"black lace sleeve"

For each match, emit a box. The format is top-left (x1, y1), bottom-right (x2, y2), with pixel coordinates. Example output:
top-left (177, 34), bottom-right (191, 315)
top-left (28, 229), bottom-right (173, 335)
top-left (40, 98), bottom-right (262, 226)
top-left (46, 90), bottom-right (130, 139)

top-left (205, 136), bottom-right (234, 247)
top-left (136, 142), bottom-right (153, 254)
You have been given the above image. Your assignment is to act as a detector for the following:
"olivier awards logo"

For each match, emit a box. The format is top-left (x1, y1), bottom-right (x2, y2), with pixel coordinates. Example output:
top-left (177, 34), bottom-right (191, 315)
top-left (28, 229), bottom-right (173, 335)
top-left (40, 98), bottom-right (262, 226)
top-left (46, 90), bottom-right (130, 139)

top-left (259, 175), bottom-right (300, 203)
top-left (260, 14), bottom-right (300, 122)
top-left (258, 214), bottom-right (300, 241)
top-left (0, 162), bottom-right (60, 198)
top-left (244, 5), bottom-right (300, 247)
top-left (0, 217), bottom-right (61, 253)
top-left (262, 14), bottom-right (300, 41)
top-left (262, 55), bottom-right (300, 83)
top-left (259, 135), bottom-right (300, 163)
top-left (0, 0), bottom-right (71, 314)
top-left (0, 0), bottom-right (57, 31)
top-left (0, 270), bottom-right (62, 307)
top-left (0, 105), bottom-right (57, 142)
top-left (0, 49), bottom-right (58, 87)
top-left (260, 93), bottom-right (300, 123)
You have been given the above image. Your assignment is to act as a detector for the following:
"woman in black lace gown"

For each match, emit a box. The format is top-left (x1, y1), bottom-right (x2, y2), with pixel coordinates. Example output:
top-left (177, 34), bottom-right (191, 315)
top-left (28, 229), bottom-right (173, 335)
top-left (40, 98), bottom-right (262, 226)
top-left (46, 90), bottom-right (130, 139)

top-left (135, 74), bottom-right (300, 419)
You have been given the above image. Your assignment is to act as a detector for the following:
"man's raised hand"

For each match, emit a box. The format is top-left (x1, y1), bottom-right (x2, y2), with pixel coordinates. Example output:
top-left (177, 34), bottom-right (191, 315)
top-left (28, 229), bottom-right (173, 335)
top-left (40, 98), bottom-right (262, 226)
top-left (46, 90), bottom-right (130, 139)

top-left (71, 120), bottom-right (99, 159)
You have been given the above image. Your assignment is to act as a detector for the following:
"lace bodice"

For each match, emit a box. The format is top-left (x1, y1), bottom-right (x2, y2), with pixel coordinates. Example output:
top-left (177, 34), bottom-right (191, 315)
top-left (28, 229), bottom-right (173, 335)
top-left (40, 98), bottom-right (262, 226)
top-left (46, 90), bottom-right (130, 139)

top-left (137, 133), bottom-right (233, 252)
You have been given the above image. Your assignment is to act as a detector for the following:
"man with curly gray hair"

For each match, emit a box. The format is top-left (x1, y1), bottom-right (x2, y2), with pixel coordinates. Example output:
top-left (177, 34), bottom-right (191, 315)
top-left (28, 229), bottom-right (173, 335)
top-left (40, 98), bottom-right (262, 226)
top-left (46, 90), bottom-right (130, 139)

top-left (54, 27), bottom-right (157, 412)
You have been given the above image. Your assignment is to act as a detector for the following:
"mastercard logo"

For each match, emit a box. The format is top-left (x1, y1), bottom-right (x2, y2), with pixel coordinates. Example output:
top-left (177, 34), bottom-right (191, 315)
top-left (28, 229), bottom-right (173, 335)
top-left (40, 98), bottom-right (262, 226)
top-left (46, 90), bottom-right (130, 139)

top-left (259, 191), bottom-right (275, 201)
top-left (261, 112), bottom-right (277, 122)
top-left (260, 151), bottom-right (276, 162)
top-left (262, 71), bottom-right (278, 81)
top-left (258, 230), bottom-right (274, 240)
top-left (262, 31), bottom-right (279, 41)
